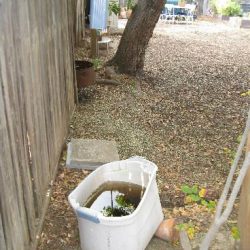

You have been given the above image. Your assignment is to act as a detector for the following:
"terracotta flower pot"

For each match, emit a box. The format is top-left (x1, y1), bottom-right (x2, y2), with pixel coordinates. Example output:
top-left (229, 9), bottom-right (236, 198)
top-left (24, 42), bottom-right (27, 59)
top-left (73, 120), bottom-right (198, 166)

top-left (126, 9), bottom-right (133, 18)
top-left (155, 219), bottom-right (179, 242)
top-left (75, 60), bottom-right (96, 89)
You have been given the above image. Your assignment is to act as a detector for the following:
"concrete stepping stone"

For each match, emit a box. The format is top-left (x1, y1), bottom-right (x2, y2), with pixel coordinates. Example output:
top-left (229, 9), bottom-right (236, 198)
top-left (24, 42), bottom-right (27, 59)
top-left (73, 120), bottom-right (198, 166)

top-left (66, 139), bottom-right (119, 170)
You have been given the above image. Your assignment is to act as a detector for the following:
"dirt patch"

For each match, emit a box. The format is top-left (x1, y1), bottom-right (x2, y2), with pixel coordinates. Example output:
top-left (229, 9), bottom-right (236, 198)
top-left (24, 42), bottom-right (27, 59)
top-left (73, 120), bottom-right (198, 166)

top-left (38, 22), bottom-right (250, 249)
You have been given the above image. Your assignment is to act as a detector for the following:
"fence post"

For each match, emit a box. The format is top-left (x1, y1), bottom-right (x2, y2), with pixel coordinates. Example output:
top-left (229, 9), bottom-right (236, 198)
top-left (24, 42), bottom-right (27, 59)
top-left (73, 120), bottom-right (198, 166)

top-left (90, 29), bottom-right (98, 58)
top-left (238, 133), bottom-right (250, 250)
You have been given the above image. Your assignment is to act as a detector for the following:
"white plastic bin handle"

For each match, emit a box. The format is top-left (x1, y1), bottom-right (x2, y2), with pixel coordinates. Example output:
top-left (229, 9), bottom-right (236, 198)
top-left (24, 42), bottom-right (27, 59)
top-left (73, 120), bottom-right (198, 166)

top-left (76, 207), bottom-right (100, 224)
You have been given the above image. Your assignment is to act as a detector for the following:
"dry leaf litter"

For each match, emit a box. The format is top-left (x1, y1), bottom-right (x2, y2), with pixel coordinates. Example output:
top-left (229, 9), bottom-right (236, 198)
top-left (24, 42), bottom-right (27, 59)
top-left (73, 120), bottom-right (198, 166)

top-left (38, 21), bottom-right (250, 250)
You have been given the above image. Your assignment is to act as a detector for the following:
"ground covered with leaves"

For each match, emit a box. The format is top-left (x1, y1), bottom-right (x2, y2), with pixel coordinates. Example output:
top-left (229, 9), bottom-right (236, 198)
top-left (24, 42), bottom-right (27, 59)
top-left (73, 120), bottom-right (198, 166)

top-left (38, 21), bottom-right (250, 249)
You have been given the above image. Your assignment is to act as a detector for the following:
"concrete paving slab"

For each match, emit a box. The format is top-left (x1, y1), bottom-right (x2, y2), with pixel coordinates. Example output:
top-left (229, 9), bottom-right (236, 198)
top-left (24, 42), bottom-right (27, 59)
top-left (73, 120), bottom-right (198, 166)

top-left (66, 139), bottom-right (119, 170)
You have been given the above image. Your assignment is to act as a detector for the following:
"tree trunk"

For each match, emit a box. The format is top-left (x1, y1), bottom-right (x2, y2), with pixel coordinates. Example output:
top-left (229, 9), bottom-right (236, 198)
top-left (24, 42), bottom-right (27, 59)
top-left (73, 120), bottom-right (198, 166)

top-left (110, 0), bottom-right (164, 75)
top-left (203, 0), bottom-right (209, 15)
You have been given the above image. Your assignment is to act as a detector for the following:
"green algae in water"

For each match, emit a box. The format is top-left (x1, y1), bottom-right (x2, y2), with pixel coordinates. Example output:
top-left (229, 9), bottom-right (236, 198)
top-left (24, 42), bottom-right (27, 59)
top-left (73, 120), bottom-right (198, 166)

top-left (84, 181), bottom-right (146, 217)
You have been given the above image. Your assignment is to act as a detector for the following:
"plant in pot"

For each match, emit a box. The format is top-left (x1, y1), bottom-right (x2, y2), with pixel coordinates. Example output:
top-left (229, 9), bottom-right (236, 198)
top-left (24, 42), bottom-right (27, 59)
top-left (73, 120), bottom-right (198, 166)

top-left (109, 1), bottom-right (120, 16)
top-left (75, 60), bottom-right (96, 89)
top-left (108, 1), bottom-right (120, 27)
top-left (126, 0), bottom-right (135, 18)
top-left (214, 0), bottom-right (241, 20)
top-left (221, 0), bottom-right (241, 17)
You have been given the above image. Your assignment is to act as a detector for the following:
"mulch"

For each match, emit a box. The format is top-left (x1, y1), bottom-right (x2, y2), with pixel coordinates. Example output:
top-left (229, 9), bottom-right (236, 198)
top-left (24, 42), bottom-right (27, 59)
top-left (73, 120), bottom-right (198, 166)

top-left (38, 22), bottom-right (250, 249)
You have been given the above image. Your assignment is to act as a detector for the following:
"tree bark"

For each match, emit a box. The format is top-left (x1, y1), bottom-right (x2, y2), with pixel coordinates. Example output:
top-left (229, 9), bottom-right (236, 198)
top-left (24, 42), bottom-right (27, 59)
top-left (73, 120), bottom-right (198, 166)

top-left (110, 0), bottom-right (164, 75)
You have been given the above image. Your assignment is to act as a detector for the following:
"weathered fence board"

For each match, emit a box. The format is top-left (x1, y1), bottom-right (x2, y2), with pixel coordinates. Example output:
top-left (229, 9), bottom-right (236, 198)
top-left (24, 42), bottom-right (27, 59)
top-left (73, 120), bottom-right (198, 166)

top-left (0, 0), bottom-right (84, 249)
top-left (238, 133), bottom-right (250, 250)
top-left (0, 213), bottom-right (7, 250)
top-left (0, 77), bottom-right (26, 250)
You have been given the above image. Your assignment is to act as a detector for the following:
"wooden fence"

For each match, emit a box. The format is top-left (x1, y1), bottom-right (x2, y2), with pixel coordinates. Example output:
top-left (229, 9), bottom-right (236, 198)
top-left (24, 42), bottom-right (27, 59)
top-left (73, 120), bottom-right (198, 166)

top-left (0, 0), bottom-right (85, 249)
top-left (238, 133), bottom-right (250, 250)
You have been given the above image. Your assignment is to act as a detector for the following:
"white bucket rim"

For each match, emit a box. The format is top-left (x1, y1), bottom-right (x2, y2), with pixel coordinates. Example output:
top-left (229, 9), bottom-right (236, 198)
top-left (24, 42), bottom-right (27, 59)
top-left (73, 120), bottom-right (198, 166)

top-left (68, 158), bottom-right (158, 224)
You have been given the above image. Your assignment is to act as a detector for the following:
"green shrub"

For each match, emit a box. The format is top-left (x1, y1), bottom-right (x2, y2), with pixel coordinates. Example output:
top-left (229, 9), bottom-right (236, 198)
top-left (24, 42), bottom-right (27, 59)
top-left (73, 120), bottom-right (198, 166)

top-left (92, 58), bottom-right (102, 70)
top-left (221, 1), bottom-right (241, 16)
top-left (211, 0), bottom-right (241, 16)
top-left (127, 0), bottom-right (135, 10)
top-left (109, 1), bottom-right (120, 15)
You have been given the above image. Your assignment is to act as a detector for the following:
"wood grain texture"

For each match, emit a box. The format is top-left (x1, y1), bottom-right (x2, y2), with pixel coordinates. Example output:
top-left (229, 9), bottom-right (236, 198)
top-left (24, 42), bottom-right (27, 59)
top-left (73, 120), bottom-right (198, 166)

top-left (0, 0), bottom-right (84, 249)
top-left (238, 133), bottom-right (250, 250)
top-left (0, 213), bottom-right (7, 250)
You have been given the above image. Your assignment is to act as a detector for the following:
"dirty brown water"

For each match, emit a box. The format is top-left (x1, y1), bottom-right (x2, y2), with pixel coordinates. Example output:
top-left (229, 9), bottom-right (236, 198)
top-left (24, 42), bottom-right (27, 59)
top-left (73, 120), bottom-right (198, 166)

top-left (84, 181), bottom-right (146, 217)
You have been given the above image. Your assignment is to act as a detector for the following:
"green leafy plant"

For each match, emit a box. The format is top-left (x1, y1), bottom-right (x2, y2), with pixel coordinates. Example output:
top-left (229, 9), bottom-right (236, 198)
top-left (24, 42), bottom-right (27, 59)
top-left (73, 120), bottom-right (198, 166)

top-left (231, 226), bottom-right (240, 240)
top-left (241, 90), bottom-right (250, 97)
top-left (92, 58), bottom-right (102, 70)
top-left (223, 147), bottom-right (236, 164)
top-left (109, 1), bottom-right (120, 15)
top-left (181, 185), bottom-right (217, 210)
top-left (176, 222), bottom-right (196, 239)
top-left (127, 0), bottom-right (135, 10)
top-left (221, 1), bottom-right (241, 16)
top-left (181, 185), bottom-right (200, 202)
top-left (201, 199), bottom-right (217, 209)
top-left (236, 134), bottom-right (242, 143)
top-left (211, 0), bottom-right (241, 16)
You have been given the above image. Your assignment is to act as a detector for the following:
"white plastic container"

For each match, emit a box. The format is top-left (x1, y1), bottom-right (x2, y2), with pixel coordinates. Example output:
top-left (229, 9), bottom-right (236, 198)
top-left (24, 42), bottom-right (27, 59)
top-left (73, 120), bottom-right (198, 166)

top-left (68, 157), bottom-right (163, 250)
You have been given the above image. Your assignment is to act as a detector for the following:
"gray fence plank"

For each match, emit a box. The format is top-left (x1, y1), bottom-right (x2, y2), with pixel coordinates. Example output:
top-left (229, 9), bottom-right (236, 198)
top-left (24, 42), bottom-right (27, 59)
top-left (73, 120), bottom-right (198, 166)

top-left (0, 213), bottom-right (7, 250)
top-left (0, 0), bottom-right (83, 249)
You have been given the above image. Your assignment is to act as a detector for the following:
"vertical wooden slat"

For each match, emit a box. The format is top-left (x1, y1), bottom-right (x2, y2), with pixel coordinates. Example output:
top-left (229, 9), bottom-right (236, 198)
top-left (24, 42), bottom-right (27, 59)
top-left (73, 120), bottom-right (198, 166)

top-left (0, 71), bottom-right (25, 250)
top-left (7, 0), bottom-right (37, 243)
top-left (0, 213), bottom-right (7, 250)
top-left (238, 133), bottom-right (250, 250)
top-left (0, 0), bottom-right (82, 249)
top-left (0, 0), bottom-right (34, 247)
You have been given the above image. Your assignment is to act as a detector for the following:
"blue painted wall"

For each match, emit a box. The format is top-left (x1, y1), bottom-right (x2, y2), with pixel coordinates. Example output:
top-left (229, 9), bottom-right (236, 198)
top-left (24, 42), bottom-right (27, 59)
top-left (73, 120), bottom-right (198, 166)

top-left (90, 0), bottom-right (108, 30)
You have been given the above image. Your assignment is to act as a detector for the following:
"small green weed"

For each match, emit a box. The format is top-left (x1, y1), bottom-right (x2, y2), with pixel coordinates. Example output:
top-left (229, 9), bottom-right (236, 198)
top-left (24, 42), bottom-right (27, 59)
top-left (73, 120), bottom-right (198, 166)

top-left (130, 81), bottom-right (137, 96)
top-left (231, 226), bottom-right (240, 240)
top-left (109, 1), bottom-right (120, 15)
top-left (236, 134), bottom-right (242, 143)
top-left (240, 90), bottom-right (250, 97)
top-left (223, 147), bottom-right (236, 164)
top-left (181, 185), bottom-right (217, 210)
top-left (176, 222), bottom-right (196, 239)
top-left (92, 58), bottom-right (103, 70)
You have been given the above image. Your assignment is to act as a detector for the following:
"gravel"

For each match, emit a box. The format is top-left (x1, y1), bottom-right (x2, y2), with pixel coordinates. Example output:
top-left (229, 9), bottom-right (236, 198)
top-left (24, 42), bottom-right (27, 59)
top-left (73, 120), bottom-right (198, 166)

top-left (38, 21), bottom-right (250, 250)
